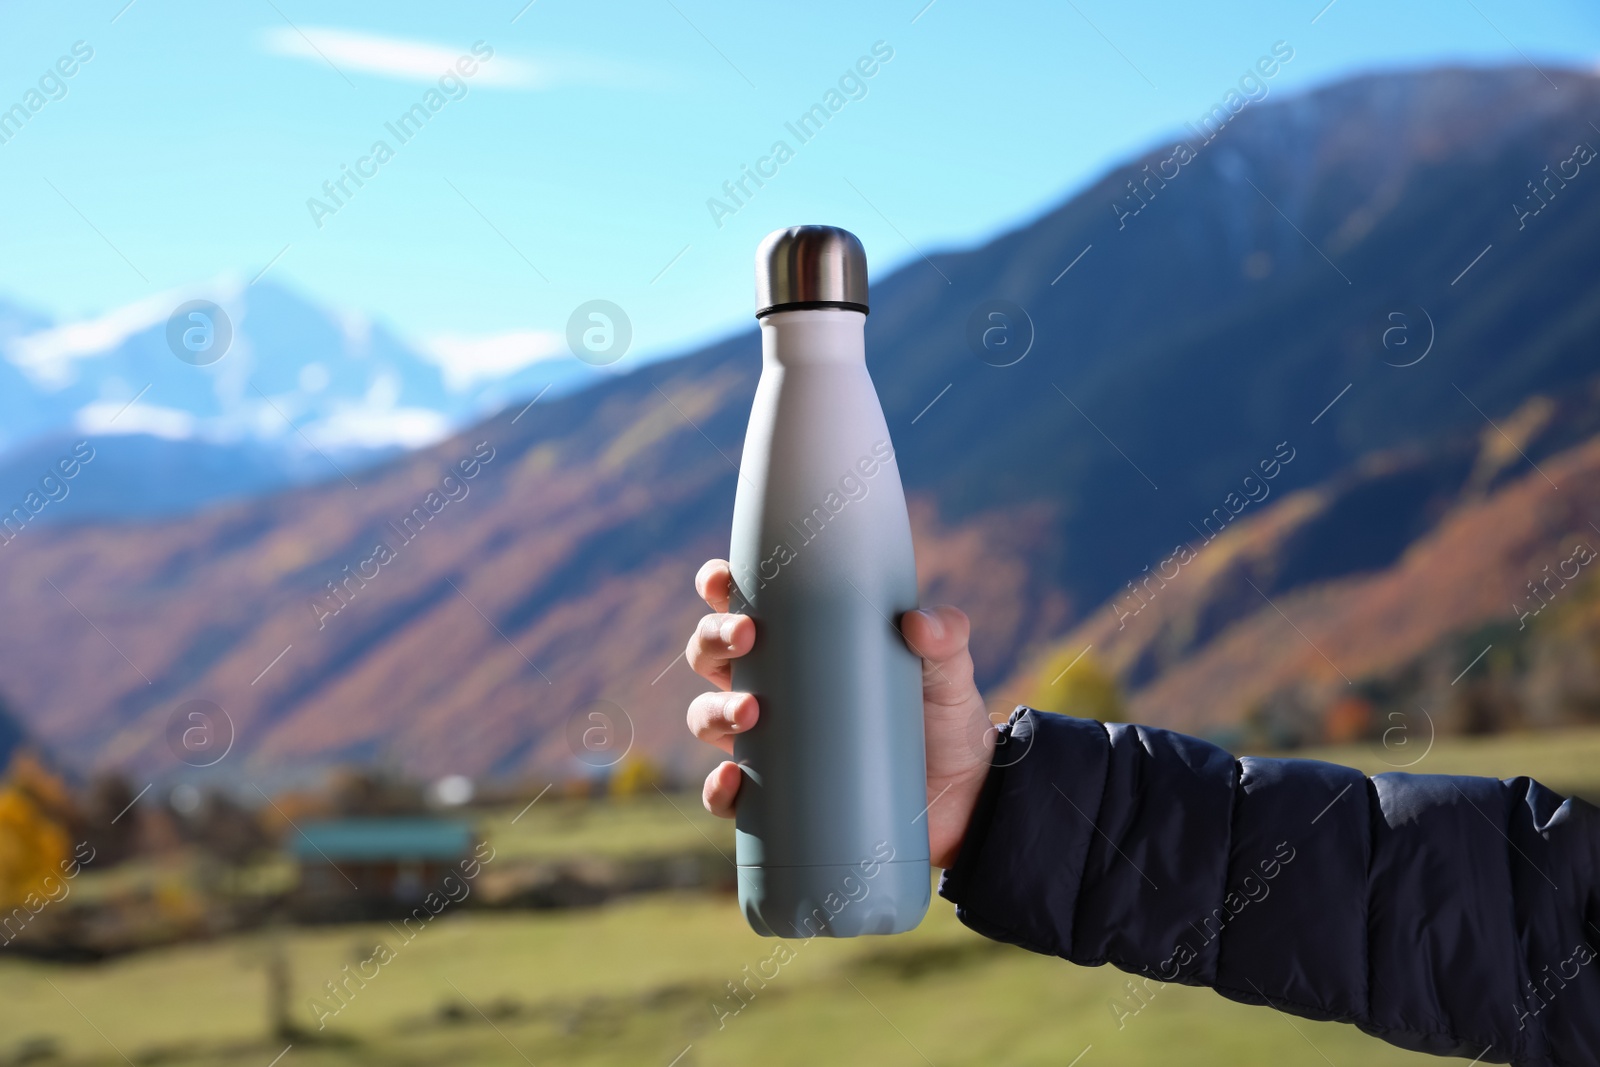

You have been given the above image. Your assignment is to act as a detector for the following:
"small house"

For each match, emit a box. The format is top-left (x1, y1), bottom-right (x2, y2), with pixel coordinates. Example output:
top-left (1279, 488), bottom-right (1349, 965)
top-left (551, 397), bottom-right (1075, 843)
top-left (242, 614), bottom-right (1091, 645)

top-left (288, 817), bottom-right (473, 921)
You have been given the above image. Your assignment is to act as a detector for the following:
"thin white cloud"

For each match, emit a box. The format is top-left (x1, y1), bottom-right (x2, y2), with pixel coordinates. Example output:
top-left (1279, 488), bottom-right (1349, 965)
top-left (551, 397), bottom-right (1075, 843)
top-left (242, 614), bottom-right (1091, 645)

top-left (261, 28), bottom-right (540, 88)
top-left (421, 330), bottom-right (565, 391)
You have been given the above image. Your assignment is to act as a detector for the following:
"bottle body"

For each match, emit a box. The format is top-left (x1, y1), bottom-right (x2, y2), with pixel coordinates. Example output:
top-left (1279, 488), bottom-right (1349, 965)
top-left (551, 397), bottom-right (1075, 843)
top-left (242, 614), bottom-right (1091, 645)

top-left (728, 308), bottom-right (929, 938)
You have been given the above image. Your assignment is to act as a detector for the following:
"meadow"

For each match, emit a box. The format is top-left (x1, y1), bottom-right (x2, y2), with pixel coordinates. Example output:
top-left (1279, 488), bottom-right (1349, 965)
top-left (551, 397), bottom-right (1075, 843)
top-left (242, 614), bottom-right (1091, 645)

top-left (3, 726), bottom-right (1595, 1067)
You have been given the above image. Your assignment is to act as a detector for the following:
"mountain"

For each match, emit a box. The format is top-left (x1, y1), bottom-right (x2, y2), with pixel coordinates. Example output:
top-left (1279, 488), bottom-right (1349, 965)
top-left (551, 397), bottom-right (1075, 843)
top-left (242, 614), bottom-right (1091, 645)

top-left (0, 64), bottom-right (1596, 778)
top-left (0, 698), bottom-right (28, 778)
top-left (0, 283), bottom-right (605, 519)
top-left (1011, 385), bottom-right (1600, 744)
top-left (0, 434), bottom-right (355, 522)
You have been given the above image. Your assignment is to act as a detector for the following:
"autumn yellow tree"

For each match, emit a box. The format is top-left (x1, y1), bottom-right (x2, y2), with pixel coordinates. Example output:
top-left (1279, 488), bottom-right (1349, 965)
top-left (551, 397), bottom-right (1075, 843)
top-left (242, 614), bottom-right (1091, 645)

top-left (0, 781), bottom-right (70, 913)
top-left (1028, 647), bottom-right (1128, 723)
top-left (608, 755), bottom-right (662, 799)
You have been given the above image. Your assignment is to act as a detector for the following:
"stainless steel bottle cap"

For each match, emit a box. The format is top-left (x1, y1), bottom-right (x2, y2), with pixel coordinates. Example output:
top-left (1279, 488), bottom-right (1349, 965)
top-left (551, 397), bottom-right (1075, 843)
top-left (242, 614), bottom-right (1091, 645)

top-left (754, 225), bottom-right (869, 318)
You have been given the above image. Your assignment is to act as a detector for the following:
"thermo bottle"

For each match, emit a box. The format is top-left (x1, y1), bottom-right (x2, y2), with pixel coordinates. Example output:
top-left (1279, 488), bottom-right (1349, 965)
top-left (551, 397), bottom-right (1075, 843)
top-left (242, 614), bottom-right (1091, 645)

top-left (728, 225), bottom-right (930, 938)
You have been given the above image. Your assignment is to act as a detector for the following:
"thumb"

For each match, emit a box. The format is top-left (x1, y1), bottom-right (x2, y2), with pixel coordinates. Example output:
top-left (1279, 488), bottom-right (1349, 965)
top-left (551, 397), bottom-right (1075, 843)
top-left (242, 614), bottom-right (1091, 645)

top-left (900, 606), bottom-right (980, 709)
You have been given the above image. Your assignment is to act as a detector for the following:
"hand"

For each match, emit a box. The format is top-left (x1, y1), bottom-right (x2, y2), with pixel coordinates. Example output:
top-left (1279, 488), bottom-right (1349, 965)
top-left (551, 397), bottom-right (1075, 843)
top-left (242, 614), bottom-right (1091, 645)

top-left (684, 559), bottom-right (996, 869)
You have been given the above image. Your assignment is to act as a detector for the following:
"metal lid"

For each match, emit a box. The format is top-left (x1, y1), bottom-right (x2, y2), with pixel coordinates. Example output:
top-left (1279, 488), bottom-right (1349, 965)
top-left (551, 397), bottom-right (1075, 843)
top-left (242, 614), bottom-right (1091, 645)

top-left (754, 225), bottom-right (869, 318)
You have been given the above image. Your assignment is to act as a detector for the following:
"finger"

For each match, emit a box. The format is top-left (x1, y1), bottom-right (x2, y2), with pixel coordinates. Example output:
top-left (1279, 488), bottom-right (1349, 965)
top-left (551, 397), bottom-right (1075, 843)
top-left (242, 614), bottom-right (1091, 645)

top-left (686, 691), bottom-right (760, 754)
top-left (696, 559), bottom-right (734, 613)
top-left (702, 761), bottom-right (744, 818)
top-left (899, 606), bottom-right (980, 709)
top-left (686, 612), bottom-right (755, 689)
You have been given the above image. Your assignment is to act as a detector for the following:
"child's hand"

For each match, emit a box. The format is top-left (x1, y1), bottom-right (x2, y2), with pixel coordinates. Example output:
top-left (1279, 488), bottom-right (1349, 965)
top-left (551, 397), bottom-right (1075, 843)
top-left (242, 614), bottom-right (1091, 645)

top-left (683, 558), bottom-right (996, 868)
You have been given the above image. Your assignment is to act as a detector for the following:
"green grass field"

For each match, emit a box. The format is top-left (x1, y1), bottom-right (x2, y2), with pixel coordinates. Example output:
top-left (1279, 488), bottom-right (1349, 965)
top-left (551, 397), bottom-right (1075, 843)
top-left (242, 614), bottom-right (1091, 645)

top-left (0, 896), bottom-right (1462, 1067)
top-left (477, 785), bottom-right (733, 864)
top-left (3, 726), bottom-right (1595, 1067)
top-left (1293, 725), bottom-right (1600, 799)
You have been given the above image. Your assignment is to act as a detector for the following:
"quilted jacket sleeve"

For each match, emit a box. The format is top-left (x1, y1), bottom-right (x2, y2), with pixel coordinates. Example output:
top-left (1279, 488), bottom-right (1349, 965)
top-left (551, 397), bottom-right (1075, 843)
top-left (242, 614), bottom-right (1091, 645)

top-left (937, 709), bottom-right (1600, 1067)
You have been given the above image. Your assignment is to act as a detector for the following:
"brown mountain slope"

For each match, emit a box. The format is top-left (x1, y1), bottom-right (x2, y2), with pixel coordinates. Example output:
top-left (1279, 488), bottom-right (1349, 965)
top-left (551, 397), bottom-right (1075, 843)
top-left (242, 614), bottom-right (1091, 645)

top-left (1016, 429), bottom-right (1600, 736)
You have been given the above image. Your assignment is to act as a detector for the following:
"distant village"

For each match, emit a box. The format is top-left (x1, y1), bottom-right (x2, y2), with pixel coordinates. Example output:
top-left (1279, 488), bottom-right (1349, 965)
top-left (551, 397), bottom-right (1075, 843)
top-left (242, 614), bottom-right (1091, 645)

top-left (0, 745), bottom-right (731, 960)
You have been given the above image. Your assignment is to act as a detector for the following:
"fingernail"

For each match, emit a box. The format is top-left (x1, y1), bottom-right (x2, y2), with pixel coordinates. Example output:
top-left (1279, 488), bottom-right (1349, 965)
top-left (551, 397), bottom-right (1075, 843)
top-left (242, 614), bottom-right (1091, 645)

top-left (918, 608), bottom-right (943, 639)
top-left (720, 617), bottom-right (739, 646)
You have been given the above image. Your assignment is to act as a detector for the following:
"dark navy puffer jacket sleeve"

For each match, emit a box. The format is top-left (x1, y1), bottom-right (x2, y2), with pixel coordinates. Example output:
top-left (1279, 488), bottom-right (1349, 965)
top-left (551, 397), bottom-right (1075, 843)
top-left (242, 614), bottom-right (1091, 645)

top-left (938, 709), bottom-right (1600, 1067)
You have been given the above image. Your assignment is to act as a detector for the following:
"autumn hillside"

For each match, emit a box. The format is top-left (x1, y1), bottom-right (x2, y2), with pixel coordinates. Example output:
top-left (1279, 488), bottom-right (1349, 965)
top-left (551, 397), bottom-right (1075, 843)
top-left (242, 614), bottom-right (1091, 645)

top-left (1016, 386), bottom-right (1600, 745)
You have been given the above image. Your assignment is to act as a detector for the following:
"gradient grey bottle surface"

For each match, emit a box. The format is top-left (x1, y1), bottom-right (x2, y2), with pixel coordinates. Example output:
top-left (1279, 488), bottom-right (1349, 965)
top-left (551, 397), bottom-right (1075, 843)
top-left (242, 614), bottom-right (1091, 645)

top-left (729, 225), bottom-right (930, 937)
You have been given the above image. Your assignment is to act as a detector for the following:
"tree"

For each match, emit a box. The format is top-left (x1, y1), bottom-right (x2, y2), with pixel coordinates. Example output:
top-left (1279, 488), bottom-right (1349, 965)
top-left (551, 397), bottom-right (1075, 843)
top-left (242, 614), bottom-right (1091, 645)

top-left (609, 755), bottom-right (662, 799)
top-left (0, 781), bottom-right (70, 914)
top-left (1029, 648), bottom-right (1127, 723)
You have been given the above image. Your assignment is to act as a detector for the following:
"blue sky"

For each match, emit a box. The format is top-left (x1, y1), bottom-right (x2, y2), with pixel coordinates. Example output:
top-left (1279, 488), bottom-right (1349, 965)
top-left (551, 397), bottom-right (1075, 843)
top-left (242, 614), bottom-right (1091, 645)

top-left (1, 0), bottom-right (1597, 374)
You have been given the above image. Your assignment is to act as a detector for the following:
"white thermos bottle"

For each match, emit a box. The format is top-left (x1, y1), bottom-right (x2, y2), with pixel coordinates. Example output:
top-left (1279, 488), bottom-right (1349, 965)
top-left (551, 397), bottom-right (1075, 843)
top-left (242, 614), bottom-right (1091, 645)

top-left (727, 225), bottom-right (930, 937)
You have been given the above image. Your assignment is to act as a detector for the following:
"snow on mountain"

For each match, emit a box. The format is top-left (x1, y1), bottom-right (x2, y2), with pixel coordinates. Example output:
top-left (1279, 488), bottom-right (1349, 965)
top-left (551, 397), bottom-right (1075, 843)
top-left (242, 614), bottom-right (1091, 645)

top-left (0, 281), bottom-right (599, 518)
